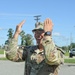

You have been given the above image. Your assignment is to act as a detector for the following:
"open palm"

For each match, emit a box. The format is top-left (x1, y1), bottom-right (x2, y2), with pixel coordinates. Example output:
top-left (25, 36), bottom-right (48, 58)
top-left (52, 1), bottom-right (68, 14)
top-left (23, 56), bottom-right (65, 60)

top-left (44, 18), bottom-right (53, 32)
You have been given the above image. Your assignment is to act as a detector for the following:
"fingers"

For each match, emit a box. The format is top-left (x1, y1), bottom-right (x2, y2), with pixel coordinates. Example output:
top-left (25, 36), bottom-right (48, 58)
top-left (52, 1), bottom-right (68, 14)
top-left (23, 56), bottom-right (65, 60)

top-left (44, 18), bottom-right (49, 24)
top-left (44, 18), bottom-right (53, 25)
top-left (15, 20), bottom-right (25, 33)
top-left (44, 18), bottom-right (53, 32)
top-left (17, 20), bottom-right (25, 27)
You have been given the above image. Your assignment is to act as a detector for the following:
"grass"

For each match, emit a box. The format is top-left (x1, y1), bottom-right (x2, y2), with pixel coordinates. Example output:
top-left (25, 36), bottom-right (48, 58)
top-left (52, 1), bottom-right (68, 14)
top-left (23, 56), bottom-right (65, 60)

top-left (1, 58), bottom-right (75, 63)
top-left (65, 52), bottom-right (69, 56)
top-left (64, 52), bottom-right (75, 63)
top-left (0, 57), bottom-right (7, 60)
top-left (0, 49), bottom-right (4, 54)
top-left (0, 51), bottom-right (75, 63)
top-left (64, 58), bottom-right (75, 63)
top-left (0, 49), bottom-right (7, 60)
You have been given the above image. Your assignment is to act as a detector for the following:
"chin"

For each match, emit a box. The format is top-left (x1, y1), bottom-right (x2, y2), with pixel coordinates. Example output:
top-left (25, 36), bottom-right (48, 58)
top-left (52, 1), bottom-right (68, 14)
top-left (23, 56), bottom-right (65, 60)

top-left (36, 39), bottom-right (42, 45)
top-left (37, 42), bottom-right (42, 45)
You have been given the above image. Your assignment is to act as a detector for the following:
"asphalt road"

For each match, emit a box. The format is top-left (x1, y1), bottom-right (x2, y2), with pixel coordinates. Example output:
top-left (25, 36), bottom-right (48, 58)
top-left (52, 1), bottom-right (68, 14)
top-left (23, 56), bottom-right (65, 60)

top-left (59, 63), bottom-right (75, 75)
top-left (0, 60), bottom-right (75, 75)
top-left (0, 60), bottom-right (25, 75)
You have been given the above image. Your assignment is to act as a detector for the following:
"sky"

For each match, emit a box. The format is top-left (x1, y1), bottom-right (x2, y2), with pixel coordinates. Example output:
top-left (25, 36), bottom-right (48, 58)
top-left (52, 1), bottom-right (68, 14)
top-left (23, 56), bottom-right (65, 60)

top-left (0, 0), bottom-right (75, 47)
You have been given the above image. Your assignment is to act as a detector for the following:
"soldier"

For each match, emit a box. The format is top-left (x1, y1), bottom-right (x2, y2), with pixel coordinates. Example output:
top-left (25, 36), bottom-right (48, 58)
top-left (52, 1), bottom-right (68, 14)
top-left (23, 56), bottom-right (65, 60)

top-left (5, 18), bottom-right (64, 75)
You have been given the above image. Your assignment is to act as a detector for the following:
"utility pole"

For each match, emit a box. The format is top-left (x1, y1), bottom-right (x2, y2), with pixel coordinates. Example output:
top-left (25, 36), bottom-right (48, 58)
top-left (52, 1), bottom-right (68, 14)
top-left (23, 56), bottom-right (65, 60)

top-left (34, 15), bottom-right (41, 27)
top-left (34, 15), bottom-right (41, 22)
top-left (70, 26), bottom-right (75, 49)
top-left (70, 33), bottom-right (72, 49)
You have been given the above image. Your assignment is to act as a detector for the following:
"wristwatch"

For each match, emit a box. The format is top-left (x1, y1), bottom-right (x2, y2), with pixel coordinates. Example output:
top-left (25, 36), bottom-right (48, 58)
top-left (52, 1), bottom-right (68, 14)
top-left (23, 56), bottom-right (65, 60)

top-left (44, 31), bottom-right (51, 36)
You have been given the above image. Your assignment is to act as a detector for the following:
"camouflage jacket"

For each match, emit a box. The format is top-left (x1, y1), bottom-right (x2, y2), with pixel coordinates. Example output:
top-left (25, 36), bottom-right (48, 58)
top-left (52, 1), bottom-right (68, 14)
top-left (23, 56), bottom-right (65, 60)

top-left (5, 36), bottom-right (64, 75)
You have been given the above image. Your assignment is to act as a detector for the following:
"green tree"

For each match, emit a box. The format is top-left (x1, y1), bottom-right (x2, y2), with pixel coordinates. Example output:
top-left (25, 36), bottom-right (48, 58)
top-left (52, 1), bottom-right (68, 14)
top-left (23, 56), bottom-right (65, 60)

top-left (25, 34), bottom-right (34, 46)
top-left (0, 45), bottom-right (1, 49)
top-left (20, 30), bottom-right (25, 46)
top-left (20, 30), bottom-right (34, 46)
top-left (62, 46), bottom-right (67, 51)
top-left (5, 40), bottom-right (9, 45)
top-left (70, 43), bottom-right (75, 49)
top-left (7, 28), bottom-right (14, 39)
top-left (5, 28), bottom-right (14, 45)
top-left (61, 43), bottom-right (75, 52)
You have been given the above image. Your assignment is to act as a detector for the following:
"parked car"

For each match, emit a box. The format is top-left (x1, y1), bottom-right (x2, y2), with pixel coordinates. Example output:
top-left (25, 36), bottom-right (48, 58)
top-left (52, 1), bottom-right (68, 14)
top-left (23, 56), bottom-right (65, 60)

top-left (69, 48), bottom-right (75, 57)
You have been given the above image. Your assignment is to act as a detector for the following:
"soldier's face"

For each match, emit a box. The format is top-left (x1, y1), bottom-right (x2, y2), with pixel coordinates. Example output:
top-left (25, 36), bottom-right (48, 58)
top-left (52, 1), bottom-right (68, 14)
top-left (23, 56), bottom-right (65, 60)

top-left (34, 30), bottom-right (44, 44)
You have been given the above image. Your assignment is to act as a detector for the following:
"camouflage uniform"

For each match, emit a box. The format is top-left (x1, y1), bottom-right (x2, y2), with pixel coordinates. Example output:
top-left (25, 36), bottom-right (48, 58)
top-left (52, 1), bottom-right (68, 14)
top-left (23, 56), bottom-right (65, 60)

top-left (5, 22), bottom-right (64, 75)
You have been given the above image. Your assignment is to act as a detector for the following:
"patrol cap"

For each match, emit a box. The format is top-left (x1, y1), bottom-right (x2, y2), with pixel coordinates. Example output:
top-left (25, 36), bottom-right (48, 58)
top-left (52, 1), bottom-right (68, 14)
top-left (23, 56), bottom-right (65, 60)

top-left (32, 22), bottom-right (44, 32)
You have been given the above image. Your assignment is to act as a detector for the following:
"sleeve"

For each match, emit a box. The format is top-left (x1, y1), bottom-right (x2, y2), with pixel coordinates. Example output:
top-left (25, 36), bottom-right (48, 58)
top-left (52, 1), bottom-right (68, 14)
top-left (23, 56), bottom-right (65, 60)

top-left (42, 36), bottom-right (56, 61)
top-left (42, 36), bottom-right (55, 50)
top-left (5, 38), bottom-right (24, 62)
top-left (42, 36), bottom-right (64, 65)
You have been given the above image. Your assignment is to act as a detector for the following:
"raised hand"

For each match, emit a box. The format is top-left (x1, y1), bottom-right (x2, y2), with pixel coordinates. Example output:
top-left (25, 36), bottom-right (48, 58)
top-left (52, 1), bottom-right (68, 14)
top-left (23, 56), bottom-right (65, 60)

top-left (14, 20), bottom-right (25, 39)
top-left (44, 18), bottom-right (53, 32)
top-left (15, 20), bottom-right (25, 34)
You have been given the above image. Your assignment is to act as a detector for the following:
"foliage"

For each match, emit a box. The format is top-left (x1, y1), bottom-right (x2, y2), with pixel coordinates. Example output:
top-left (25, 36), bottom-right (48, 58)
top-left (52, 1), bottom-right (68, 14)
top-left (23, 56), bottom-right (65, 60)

top-left (20, 30), bottom-right (34, 46)
top-left (5, 40), bottom-right (9, 45)
top-left (70, 43), bottom-right (75, 49)
top-left (25, 34), bottom-right (34, 46)
top-left (61, 42), bottom-right (75, 52)
top-left (20, 30), bottom-right (25, 46)
top-left (5, 29), bottom-right (34, 47)
top-left (5, 28), bottom-right (14, 45)
top-left (7, 28), bottom-right (14, 39)
top-left (0, 45), bottom-right (1, 49)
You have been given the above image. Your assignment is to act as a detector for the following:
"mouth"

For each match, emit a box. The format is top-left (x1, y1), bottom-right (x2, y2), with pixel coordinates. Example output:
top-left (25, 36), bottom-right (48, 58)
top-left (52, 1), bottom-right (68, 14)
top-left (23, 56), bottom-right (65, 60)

top-left (36, 38), bottom-right (41, 40)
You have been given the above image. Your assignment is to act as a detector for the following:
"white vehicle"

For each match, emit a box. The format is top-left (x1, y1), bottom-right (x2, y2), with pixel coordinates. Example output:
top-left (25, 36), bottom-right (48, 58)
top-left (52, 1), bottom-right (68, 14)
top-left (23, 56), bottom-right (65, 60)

top-left (69, 48), bottom-right (75, 57)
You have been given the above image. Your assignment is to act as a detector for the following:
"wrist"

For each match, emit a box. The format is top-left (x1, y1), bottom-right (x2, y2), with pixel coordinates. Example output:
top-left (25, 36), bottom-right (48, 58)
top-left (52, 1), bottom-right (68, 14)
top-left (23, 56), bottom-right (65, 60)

top-left (44, 31), bottom-right (51, 36)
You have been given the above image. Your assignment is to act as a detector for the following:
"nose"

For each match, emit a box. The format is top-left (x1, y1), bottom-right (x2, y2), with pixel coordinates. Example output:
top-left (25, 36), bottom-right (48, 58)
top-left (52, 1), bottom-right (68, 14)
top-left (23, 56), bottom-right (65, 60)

top-left (36, 34), bottom-right (41, 39)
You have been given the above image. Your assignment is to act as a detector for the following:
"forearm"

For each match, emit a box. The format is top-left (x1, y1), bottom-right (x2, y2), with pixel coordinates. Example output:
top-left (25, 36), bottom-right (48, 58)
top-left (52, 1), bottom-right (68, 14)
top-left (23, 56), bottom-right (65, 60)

top-left (13, 32), bottom-right (19, 40)
top-left (42, 36), bottom-right (55, 47)
top-left (42, 35), bottom-right (64, 65)
top-left (5, 38), bottom-right (23, 62)
top-left (5, 38), bottom-right (18, 60)
top-left (42, 36), bottom-right (56, 57)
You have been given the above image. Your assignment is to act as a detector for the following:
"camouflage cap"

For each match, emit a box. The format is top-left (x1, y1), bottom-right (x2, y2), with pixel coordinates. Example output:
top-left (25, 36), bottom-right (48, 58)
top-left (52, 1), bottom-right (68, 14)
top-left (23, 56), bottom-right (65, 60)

top-left (32, 22), bottom-right (44, 32)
